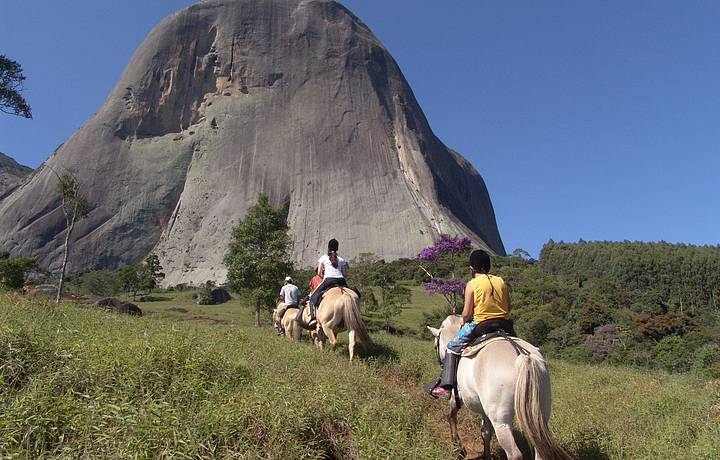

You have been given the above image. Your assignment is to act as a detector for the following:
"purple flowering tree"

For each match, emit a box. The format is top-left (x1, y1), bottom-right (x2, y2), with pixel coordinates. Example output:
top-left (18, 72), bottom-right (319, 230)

top-left (424, 276), bottom-right (466, 314)
top-left (585, 324), bottom-right (618, 361)
top-left (418, 235), bottom-right (471, 261)
top-left (418, 235), bottom-right (472, 313)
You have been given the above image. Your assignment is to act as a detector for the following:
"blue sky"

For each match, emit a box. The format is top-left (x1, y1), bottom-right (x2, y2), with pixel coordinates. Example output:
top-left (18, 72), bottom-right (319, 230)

top-left (1, 1), bottom-right (718, 257)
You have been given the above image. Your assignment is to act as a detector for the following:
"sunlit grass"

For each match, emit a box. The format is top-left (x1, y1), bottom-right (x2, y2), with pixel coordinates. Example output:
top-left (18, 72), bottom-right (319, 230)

top-left (1, 292), bottom-right (717, 459)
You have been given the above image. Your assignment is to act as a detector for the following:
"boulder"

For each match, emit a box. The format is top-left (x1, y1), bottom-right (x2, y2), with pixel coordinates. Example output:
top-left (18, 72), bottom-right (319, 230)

top-left (94, 297), bottom-right (143, 316)
top-left (210, 287), bottom-right (232, 304)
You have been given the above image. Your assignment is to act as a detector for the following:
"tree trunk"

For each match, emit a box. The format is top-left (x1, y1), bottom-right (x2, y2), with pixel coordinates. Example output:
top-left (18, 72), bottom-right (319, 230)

top-left (56, 219), bottom-right (74, 303)
top-left (255, 298), bottom-right (261, 327)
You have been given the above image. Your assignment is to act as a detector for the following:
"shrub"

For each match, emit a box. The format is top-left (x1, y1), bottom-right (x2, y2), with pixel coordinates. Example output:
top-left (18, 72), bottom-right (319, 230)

top-left (78, 270), bottom-right (122, 297)
top-left (0, 253), bottom-right (36, 290)
top-left (654, 335), bottom-right (694, 373)
top-left (195, 286), bottom-right (214, 305)
top-left (691, 343), bottom-right (720, 379)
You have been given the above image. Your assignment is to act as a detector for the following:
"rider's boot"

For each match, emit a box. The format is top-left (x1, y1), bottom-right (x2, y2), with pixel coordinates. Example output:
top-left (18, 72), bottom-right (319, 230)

top-left (423, 352), bottom-right (460, 399)
top-left (307, 303), bottom-right (317, 328)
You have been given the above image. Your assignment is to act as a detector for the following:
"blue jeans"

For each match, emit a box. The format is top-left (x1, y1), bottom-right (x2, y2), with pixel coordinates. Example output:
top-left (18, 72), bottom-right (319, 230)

top-left (446, 318), bottom-right (516, 355)
top-left (447, 321), bottom-right (478, 355)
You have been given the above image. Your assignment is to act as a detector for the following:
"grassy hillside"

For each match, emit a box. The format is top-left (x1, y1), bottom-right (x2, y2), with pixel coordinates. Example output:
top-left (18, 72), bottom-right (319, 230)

top-left (1, 292), bottom-right (718, 459)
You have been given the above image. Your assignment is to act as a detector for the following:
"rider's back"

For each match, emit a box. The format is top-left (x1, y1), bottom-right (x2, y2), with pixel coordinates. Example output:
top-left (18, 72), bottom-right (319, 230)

top-left (468, 274), bottom-right (511, 323)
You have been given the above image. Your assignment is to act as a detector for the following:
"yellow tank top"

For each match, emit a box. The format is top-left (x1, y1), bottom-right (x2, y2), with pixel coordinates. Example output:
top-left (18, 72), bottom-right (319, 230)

top-left (468, 274), bottom-right (511, 323)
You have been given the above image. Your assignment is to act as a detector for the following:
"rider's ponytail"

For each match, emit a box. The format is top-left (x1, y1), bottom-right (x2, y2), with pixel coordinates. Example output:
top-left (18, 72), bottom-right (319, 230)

top-left (328, 238), bottom-right (340, 269)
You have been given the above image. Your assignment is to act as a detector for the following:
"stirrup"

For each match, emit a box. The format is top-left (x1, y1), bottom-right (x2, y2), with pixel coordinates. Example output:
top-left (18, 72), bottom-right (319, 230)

top-left (422, 379), bottom-right (443, 398)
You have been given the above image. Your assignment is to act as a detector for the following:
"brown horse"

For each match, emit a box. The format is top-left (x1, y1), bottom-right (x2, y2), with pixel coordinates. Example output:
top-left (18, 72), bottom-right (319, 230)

top-left (298, 287), bottom-right (374, 361)
top-left (272, 303), bottom-right (303, 341)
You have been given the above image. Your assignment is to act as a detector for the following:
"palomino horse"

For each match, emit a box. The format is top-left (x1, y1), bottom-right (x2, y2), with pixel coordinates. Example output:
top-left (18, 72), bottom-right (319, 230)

top-left (299, 287), bottom-right (374, 361)
top-left (272, 303), bottom-right (302, 341)
top-left (428, 315), bottom-right (570, 460)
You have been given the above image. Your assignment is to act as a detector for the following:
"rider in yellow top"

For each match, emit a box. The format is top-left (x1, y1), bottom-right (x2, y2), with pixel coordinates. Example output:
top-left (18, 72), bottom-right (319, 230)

top-left (425, 249), bottom-right (516, 399)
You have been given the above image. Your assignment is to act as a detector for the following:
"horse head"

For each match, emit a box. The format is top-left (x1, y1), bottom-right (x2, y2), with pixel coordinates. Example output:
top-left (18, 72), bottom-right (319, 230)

top-left (427, 315), bottom-right (463, 362)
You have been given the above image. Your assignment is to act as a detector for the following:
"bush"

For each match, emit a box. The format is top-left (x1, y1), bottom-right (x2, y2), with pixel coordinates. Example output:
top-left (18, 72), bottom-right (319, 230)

top-left (654, 335), bottom-right (694, 373)
top-left (195, 286), bottom-right (214, 305)
top-left (0, 253), bottom-right (36, 290)
top-left (78, 270), bottom-right (122, 297)
top-left (691, 343), bottom-right (720, 379)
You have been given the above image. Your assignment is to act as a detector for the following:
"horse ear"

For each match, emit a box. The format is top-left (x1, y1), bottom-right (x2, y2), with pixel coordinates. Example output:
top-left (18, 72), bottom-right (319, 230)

top-left (427, 326), bottom-right (440, 337)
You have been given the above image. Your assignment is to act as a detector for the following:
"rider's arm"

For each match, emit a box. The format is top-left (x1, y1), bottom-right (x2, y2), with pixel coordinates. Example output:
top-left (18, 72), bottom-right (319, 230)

top-left (317, 262), bottom-right (324, 277)
top-left (461, 282), bottom-right (474, 324)
top-left (341, 262), bottom-right (348, 278)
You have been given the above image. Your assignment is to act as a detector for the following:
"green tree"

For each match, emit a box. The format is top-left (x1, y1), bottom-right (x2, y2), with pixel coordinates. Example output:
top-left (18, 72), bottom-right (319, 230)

top-left (0, 55), bottom-right (32, 118)
top-left (79, 270), bottom-right (122, 297)
top-left (224, 194), bottom-right (292, 327)
top-left (0, 252), bottom-right (36, 290)
top-left (119, 264), bottom-right (142, 300)
top-left (139, 254), bottom-right (165, 293)
top-left (366, 264), bottom-right (411, 331)
top-left (55, 171), bottom-right (90, 303)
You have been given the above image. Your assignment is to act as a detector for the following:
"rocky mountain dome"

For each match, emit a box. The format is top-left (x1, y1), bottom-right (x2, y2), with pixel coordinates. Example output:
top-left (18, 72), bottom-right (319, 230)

top-left (0, 0), bottom-right (505, 286)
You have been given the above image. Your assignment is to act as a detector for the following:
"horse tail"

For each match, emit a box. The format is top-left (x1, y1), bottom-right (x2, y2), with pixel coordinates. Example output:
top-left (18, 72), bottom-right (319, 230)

top-left (514, 353), bottom-right (571, 460)
top-left (341, 289), bottom-right (375, 348)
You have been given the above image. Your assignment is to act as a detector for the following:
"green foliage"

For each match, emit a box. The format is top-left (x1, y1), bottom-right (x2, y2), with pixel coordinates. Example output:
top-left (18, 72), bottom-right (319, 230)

top-left (78, 270), bottom-right (122, 297)
top-left (366, 283), bottom-right (412, 332)
top-left (139, 254), bottom-right (165, 293)
top-left (541, 240), bottom-right (720, 317)
top-left (0, 54), bottom-right (32, 118)
top-left (224, 193), bottom-right (292, 323)
top-left (691, 343), bottom-right (720, 379)
top-left (56, 171), bottom-right (90, 219)
top-left (577, 301), bottom-right (613, 334)
top-left (0, 252), bottom-right (35, 290)
top-left (195, 286), bottom-right (214, 305)
top-left (350, 256), bottom-right (412, 331)
top-left (119, 264), bottom-right (142, 299)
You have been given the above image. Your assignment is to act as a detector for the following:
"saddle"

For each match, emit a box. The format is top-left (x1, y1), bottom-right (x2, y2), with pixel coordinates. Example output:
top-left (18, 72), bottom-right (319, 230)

top-left (278, 304), bottom-right (298, 321)
top-left (461, 331), bottom-right (536, 358)
top-left (312, 283), bottom-right (360, 307)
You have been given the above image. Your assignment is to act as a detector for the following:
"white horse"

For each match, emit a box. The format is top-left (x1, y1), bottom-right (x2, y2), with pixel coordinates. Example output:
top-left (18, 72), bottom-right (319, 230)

top-left (272, 303), bottom-right (303, 341)
top-left (428, 315), bottom-right (570, 460)
top-left (298, 287), bottom-right (374, 361)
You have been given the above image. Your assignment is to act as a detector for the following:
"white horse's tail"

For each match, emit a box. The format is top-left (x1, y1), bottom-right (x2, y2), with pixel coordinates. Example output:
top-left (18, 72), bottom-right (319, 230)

top-left (514, 354), bottom-right (572, 460)
top-left (341, 289), bottom-right (375, 348)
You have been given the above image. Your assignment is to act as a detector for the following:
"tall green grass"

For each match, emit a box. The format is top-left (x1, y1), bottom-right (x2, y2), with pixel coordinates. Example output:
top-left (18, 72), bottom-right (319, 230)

top-left (0, 292), bottom-right (718, 459)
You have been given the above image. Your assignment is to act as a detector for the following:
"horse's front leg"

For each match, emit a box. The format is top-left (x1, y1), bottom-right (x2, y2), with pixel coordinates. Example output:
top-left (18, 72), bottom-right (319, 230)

top-left (448, 394), bottom-right (465, 457)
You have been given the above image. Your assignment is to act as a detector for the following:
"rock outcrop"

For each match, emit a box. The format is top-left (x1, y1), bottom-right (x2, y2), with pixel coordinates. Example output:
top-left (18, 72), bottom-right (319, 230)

top-left (0, 0), bottom-right (505, 286)
top-left (0, 153), bottom-right (32, 199)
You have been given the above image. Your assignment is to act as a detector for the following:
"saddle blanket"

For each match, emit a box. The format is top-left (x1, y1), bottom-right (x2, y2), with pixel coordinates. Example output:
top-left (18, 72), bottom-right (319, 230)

top-left (461, 335), bottom-right (538, 358)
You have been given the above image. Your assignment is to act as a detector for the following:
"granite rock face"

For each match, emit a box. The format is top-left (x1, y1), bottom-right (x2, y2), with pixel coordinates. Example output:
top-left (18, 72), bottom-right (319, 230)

top-left (0, 0), bottom-right (505, 285)
top-left (0, 153), bottom-right (32, 199)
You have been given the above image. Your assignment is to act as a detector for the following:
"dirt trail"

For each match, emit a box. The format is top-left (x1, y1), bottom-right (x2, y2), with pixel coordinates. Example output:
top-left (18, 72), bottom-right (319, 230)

top-left (380, 372), bottom-right (505, 460)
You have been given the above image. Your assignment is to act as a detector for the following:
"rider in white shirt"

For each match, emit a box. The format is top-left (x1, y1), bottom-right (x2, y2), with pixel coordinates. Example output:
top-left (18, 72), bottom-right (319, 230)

top-left (275, 276), bottom-right (299, 334)
top-left (307, 238), bottom-right (348, 326)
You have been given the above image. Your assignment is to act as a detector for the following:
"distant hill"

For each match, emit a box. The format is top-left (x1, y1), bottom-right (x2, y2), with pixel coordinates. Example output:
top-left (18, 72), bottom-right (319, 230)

top-left (0, 152), bottom-right (32, 198)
